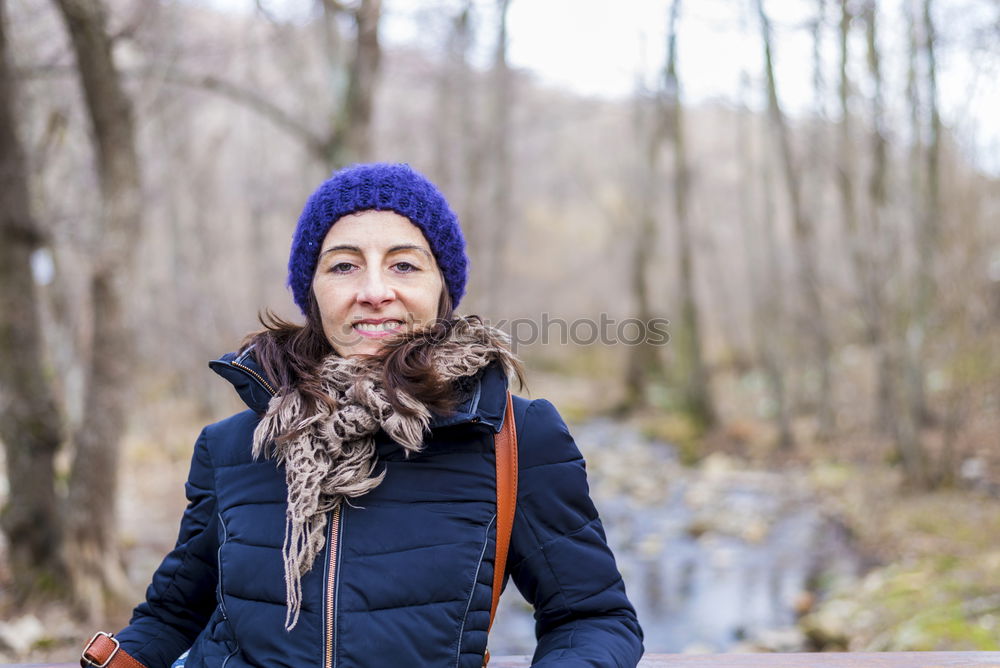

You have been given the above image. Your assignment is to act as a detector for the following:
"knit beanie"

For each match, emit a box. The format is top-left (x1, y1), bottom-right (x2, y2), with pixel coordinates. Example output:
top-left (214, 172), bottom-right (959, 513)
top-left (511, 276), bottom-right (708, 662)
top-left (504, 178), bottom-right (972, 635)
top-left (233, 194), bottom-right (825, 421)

top-left (288, 163), bottom-right (468, 315)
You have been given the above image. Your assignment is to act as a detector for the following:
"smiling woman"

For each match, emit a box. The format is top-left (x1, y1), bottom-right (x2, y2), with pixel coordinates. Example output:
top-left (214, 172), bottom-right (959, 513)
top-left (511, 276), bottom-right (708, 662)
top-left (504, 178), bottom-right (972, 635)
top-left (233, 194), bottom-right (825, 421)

top-left (312, 210), bottom-right (445, 357)
top-left (79, 163), bottom-right (643, 668)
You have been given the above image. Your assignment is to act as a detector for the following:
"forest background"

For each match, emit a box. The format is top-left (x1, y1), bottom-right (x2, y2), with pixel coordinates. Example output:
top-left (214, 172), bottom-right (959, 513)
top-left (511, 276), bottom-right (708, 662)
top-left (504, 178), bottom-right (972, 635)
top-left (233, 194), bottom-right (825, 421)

top-left (0, 0), bottom-right (999, 661)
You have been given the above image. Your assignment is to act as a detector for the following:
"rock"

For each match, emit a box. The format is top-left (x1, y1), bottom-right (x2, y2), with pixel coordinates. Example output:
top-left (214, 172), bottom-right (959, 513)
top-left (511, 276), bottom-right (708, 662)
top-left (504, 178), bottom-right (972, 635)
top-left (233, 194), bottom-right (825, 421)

top-left (728, 641), bottom-right (764, 653)
top-left (792, 590), bottom-right (816, 616)
top-left (637, 532), bottom-right (666, 558)
top-left (701, 452), bottom-right (738, 477)
top-left (680, 642), bottom-right (717, 654)
top-left (801, 597), bottom-right (861, 649)
top-left (741, 517), bottom-right (770, 543)
top-left (961, 457), bottom-right (986, 482)
top-left (750, 626), bottom-right (807, 652)
top-left (0, 615), bottom-right (46, 656)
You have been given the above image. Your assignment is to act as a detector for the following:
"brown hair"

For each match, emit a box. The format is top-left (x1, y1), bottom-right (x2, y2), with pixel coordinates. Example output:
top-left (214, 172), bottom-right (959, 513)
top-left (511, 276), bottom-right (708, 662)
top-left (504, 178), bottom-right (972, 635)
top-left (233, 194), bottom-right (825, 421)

top-left (241, 286), bottom-right (524, 421)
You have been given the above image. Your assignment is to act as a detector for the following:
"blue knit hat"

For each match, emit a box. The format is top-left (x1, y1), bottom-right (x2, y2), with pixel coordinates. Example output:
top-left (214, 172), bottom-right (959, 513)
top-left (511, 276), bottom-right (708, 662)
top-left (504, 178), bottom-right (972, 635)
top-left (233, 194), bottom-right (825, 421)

top-left (288, 163), bottom-right (468, 316)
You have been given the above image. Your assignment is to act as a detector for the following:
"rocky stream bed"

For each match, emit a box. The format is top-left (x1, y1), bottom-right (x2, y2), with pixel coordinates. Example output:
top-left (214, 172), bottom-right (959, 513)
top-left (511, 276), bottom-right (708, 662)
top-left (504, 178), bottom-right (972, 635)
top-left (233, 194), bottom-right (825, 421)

top-left (488, 417), bottom-right (863, 655)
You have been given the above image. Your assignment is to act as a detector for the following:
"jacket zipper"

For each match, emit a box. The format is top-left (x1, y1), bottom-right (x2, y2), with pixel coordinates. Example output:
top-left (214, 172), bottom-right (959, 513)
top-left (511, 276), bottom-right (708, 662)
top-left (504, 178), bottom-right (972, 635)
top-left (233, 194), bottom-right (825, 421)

top-left (217, 513), bottom-right (230, 621)
top-left (229, 359), bottom-right (277, 396)
top-left (325, 505), bottom-right (343, 668)
top-left (217, 513), bottom-right (239, 667)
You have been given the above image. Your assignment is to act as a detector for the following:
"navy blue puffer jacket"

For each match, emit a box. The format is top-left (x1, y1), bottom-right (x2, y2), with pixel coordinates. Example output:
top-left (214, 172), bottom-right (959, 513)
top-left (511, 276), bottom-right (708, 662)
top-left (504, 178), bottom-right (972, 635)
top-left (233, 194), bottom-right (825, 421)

top-left (115, 350), bottom-right (643, 667)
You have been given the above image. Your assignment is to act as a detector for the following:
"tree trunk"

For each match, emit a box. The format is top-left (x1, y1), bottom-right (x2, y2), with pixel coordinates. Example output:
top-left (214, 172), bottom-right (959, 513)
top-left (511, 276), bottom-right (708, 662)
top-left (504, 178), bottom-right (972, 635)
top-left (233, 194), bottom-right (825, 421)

top-left (736, 67), bottom-right (794, 450)
top-left (622, 99), bottom-right (668, 412)
top-left (836, 0), bottom-right (874, 422)
top-left (836, 0), bottom-right (861, 269)
top-left (0, 0), bottom-right (68, 602)
top-left (734, 3), bottom-right (793, 450)
top-left (53, 0), bottom-right (142, 617)
top-left (840, 0), bottom-right (895, 437)
top-left (455, 2), bottom-right (487, 290)
top-left (861, 0), bottom-right (895, 435)
top-left (755, 0), bottom-right (836, 442)
top-left (663, 0), bottom-right (715, 428)
top-left (806, 0), bottom-right (827, 188)
top-left (331, 0), bottom-right (381, 166)
top-left (483, 0), bottom-right (513, 315)
top-left (432, 3), bottom-right (473, 192)
top-left (896, 0), bottom-right (940, 488)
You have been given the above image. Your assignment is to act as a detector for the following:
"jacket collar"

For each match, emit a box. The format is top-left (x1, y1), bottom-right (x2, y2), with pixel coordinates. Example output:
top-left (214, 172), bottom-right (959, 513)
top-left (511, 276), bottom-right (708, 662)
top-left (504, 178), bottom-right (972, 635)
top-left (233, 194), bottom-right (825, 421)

top-left (208, 347), bottom-right (510, 433)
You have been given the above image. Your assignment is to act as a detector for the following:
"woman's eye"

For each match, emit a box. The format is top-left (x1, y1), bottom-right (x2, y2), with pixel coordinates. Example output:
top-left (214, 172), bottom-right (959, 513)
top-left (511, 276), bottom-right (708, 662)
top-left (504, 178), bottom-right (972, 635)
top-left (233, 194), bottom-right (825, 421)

top-left (394, 261), bottom-right (418, 273)
top-left (330, 262), bottom-right (355, 273)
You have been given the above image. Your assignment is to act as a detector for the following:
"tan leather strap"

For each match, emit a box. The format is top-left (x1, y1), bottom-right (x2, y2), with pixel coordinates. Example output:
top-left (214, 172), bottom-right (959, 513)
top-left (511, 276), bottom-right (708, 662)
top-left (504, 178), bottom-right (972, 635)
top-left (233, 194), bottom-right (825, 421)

top-left (484, 391), bottom-right (518, 666)
top-left (81, 632), bottom-right (147, 668)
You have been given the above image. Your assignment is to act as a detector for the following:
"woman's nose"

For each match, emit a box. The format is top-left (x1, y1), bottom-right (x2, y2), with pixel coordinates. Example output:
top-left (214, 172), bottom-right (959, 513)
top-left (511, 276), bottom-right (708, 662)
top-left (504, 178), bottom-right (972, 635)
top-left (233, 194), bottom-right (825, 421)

top-left (356, 270), bottom-right (395, 307)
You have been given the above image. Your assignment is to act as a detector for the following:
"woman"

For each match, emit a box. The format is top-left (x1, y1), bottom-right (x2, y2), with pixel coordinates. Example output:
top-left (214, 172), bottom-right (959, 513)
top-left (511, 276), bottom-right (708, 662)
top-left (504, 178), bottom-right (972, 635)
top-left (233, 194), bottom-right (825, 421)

top-left (81, 163), bottom-right (643, 668)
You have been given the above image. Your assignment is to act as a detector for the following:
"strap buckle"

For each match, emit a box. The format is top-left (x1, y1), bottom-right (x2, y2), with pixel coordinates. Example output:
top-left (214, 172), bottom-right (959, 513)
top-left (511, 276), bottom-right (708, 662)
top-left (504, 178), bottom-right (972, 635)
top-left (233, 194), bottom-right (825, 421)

top-left (81, 631), bottom-right (120, 668)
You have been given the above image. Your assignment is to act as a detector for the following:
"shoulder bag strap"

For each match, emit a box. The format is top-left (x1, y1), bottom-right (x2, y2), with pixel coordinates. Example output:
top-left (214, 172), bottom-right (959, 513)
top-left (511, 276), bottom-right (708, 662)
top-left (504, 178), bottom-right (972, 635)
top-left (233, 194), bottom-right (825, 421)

top-left (80, 632), bottom-right (147, 668)
top-left (484, 390), bottom-right (518, 666)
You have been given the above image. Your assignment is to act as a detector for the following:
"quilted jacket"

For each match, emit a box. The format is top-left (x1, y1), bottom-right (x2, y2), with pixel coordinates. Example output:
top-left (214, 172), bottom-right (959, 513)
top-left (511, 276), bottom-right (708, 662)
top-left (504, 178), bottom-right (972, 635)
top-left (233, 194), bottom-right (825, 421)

top-left (114, 349), bottom-right (643, 667)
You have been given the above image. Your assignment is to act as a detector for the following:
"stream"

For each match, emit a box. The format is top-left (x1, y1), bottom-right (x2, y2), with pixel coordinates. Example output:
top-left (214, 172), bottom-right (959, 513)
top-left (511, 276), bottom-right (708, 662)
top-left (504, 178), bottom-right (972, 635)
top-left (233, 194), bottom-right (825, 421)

top-left (488, 417), bottom-right (861, 655)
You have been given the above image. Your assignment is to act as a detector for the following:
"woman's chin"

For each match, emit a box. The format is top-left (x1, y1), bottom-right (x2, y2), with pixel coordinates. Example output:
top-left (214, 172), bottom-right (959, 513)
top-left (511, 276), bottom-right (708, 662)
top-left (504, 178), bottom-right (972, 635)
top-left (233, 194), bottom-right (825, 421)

top-left (337, 345), bottom-right (383, 358)
top-left (333, 333), bottom-right (411, 358)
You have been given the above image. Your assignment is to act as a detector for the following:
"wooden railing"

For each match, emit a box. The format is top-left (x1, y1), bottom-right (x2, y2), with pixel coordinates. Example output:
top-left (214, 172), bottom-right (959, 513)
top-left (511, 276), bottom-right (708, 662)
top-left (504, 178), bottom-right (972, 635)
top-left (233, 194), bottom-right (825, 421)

top-left (489, 655), bottom-right (1000, 667)
top-left (13, 653), bottom-right (1000, 667)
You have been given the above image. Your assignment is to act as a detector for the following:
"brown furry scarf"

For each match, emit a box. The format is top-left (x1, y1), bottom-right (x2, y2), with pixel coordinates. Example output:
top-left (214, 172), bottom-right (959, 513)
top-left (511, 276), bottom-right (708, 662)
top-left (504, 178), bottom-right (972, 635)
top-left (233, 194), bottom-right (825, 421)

top-left (251, 316), bottom-right (519, 630)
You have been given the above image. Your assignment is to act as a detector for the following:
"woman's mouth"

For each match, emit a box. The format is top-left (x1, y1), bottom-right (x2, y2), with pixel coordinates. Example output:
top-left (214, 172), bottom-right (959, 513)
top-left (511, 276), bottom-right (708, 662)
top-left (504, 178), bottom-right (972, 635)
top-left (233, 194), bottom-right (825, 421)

top-left (353, 320), bottom-right (404, 337)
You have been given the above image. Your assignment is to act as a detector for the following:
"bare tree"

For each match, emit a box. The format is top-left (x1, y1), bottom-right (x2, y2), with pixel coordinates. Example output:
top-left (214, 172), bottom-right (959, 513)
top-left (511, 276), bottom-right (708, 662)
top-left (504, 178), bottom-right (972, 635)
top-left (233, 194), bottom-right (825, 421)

top-left (729, 1), bottom-right (793, 448)
top-left (436, 0), bottom-right (493, 298)
top-left (736, 68), bottom-right (794, 450)
top-left (621, 67), bottom-right (669, 410)
top-left (161, 0), bottom-right (382, 170)
top-left (838, 0), bottom-right (896, 439)
top-left (53, 0), bottom-right (142, 616)
top-left (860, 0), bottom-right (895, 434)
top-left (806, 0), bottom-right (828, 184)
top-left (755, 0), bottom-right (836, 442)
top-left (482, 0), bottom-right (514, 314)
top-left (431, 1), bottom-right (472, 192)
top-left (428, 0), bottom-right (496, 310)
top-left (835, 0), bottom-right (861, 281)
top-left (895, 0), bottom-right (941, 487)
top-left (0, 0), bottom-right (67, 602)
top-left (621, 136), bottom-right (667, 410)
top-left (663, 0), bottom-right (715, 428)
top-left (324, 0), bottom-right (381, 166)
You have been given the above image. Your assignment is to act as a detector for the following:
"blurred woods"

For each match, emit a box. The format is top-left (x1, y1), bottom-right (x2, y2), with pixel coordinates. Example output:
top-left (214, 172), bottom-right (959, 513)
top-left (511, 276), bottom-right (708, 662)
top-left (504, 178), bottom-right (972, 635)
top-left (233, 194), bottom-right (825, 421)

top-left (0, 0), bottom-right (998, 626)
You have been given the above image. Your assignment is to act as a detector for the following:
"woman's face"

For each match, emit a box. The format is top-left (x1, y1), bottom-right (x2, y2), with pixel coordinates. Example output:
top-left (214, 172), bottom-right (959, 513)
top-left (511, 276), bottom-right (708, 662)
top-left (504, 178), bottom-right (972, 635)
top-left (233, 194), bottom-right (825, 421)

top-left (312, 210), bottom-right (445, 357)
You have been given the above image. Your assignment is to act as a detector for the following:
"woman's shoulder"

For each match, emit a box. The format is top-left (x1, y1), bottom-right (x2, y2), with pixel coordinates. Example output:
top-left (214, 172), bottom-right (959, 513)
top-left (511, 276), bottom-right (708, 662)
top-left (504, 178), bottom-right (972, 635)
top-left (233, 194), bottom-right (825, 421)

top-left (510, 395), bottom-right (568, 433)
top-left (195, 409), bottom-right (261, 463)
top-left (510, 396), bottom-right (585, 469)
top-left (508, 396), bottom-right (596, 529)
top-left (202, 408), bottom-right (261, 436)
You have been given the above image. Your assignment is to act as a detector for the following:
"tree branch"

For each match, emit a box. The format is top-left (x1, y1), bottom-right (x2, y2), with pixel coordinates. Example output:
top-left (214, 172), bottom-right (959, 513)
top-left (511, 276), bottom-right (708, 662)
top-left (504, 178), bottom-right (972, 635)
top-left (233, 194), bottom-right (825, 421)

top-left (15, 62), bottom-right (331, 160)
top-left (156, 69), bottom-right (327, 154)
